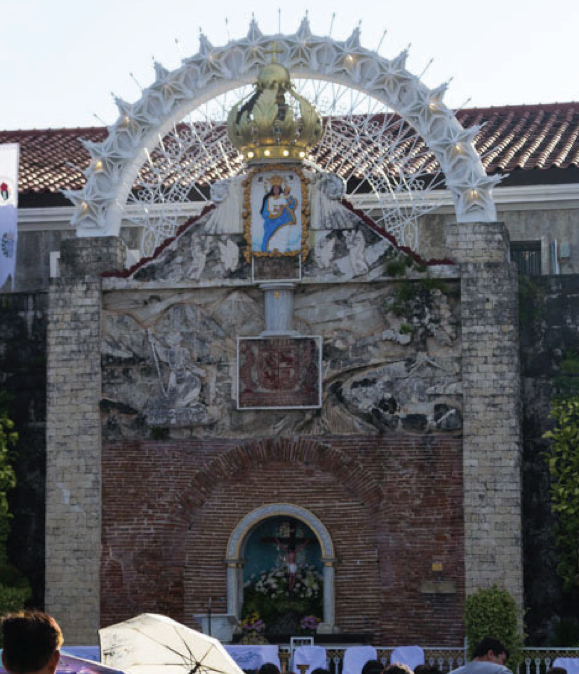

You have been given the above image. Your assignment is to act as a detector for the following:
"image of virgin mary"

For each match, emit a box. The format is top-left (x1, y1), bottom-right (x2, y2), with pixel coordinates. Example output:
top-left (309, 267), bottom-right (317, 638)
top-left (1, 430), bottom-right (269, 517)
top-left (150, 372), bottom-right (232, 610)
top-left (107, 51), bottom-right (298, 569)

top-left (260, 177), bottom-right (298, 252)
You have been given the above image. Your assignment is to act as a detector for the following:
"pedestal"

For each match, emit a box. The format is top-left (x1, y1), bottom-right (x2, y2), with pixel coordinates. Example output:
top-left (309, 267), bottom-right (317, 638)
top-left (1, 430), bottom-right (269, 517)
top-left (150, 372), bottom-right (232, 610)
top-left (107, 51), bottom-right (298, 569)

top-left (194, 614), bottom-right (238, 643)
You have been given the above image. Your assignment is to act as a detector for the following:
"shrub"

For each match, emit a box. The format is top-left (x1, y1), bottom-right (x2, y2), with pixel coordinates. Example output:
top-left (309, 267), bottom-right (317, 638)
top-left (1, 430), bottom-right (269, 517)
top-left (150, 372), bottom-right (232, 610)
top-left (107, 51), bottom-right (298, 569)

top-left (464, 585), bottom-right (523, 670)
top-left (544, 396), bottom-right (579, 591)
top-left (0, 584), bottom-right (33, 643)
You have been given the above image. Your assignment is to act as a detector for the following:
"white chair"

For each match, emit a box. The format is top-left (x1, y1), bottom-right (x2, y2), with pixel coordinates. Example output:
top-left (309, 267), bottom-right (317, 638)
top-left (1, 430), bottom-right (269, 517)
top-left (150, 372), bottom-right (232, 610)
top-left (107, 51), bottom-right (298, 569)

top-left (390, 646), bottom-right (425, 671)
top-left (292, 645), bottom-right (328, 674)
top-left (553, 658), bottom-right (579, 674)
top-left (342, 646), bottom-right (378, 674)
top-left (290, 637), bottom-right (315, 659)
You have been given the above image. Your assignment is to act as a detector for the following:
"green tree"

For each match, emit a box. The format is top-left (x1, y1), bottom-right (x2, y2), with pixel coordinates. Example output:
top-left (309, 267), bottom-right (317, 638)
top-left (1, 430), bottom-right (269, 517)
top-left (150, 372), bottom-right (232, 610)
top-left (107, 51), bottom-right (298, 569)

top-left (0, 402), bottom-right (18, 529)
top-left (464, 585), bottom-right (523, 670)
top-left (0, 396), bottom-right (32, 619)
top-left (544, 396), bottom-right (579, 592)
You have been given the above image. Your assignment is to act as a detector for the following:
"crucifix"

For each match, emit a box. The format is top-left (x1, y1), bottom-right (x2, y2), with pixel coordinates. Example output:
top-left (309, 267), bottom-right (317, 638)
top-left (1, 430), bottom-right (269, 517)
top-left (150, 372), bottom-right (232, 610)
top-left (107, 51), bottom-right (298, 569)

top-left (264, 42), bottom-right (284, 63)
top-left (261, 520), bottom-right (317, 596)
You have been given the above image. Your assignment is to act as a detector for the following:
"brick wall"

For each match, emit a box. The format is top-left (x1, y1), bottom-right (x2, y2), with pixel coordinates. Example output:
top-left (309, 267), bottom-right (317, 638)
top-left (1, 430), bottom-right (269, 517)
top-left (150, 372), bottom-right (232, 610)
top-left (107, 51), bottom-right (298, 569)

top-left (101, 435), bottom-right (464, 644)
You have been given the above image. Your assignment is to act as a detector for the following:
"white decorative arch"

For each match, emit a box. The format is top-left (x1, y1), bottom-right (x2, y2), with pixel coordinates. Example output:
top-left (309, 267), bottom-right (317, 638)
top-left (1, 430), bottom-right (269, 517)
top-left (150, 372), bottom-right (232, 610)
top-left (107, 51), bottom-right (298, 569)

top-left (66, 18), bottom-right (499, 238)
top-left (225, 503), bottom-right (337, 628)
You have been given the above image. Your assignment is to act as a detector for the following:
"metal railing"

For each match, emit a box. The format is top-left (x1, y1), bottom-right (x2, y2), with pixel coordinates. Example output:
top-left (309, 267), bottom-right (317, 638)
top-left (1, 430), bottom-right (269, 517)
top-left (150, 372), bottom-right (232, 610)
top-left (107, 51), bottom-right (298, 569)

top-left (278, 646), bottom-right (579, 674)
top-left (520, 648), bottom-right (579, 674)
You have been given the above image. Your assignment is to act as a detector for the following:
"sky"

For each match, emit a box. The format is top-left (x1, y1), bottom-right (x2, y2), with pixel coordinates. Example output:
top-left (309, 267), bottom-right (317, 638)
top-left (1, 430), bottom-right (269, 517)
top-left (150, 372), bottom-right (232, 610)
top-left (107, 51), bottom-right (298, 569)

top-left (3, 0), bottom-right (579, 131)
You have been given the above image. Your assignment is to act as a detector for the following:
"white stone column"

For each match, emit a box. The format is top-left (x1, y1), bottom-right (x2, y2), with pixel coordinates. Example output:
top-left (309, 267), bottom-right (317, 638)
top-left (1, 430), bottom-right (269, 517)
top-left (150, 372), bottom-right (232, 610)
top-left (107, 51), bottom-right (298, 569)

top-left (226, 561), bottom-right (239, 617)
top-left (322, 561), bottom-right (336, 628)
top-left (259, 282), bottom-right (297, 335)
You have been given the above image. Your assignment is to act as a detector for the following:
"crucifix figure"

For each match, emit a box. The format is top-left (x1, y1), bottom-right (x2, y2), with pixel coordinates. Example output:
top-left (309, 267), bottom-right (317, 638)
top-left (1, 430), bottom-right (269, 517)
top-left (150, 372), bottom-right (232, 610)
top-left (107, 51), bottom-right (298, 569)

top-left (261, 520), bottom-right (316, 595)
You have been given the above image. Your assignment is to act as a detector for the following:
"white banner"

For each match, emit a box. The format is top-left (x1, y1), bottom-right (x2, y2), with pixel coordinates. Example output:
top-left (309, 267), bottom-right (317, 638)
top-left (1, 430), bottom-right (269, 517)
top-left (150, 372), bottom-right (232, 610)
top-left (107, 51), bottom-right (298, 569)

top-left (0, 143), bottom-right (19, 290)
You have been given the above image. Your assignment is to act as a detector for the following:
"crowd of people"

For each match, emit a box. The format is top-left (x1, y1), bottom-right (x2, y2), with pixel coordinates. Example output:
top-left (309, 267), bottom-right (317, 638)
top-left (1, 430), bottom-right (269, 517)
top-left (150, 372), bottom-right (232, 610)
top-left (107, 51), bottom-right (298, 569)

top-left (256, 636), bottom-right (569, 674)
top-left (0, 611), bottom-right (570, 674)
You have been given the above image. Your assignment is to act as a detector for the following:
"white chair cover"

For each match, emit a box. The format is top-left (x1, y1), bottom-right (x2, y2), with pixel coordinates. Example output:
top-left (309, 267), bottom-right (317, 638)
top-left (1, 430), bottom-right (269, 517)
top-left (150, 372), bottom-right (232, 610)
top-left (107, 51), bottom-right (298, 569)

top-left (390, 646), bottom-right (425, 671)
top-left (291, 645), bottom-right (328, 674)
top-left (291, 637), bottom-right (315, 657)
top-left (224, 645), bottom-right (281, 671)
top-left (342, 646), bottom-right (378, 674)
top-left (553, 658), bottom-right (579, 674)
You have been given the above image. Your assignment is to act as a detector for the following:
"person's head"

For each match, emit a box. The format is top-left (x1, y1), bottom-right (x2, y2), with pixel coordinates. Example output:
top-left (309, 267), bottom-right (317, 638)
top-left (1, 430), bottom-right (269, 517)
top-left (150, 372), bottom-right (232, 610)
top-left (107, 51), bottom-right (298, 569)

top-left (385, 665), bottom-right (414, 674)
top-left (546, 668), bottom-right (567, 674)
top-left (415, 666), bottom-right (441, 674)
top-left (1, 610), bottom-right (63, 674)
top-left (362, 661), bottom-right (384, 674)
top-left (311, 669), bottom-right (331, 674)
top-left (259, 663), bottom-right (280, 674)
top-left (472, 637), bottom-right (508, 666)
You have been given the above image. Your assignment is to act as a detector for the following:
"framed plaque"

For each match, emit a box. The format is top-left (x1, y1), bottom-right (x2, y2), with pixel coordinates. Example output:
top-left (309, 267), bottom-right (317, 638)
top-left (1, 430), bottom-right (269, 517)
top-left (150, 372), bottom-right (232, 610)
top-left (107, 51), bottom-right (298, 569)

top-left (237, 336), bottom-right (322, 409)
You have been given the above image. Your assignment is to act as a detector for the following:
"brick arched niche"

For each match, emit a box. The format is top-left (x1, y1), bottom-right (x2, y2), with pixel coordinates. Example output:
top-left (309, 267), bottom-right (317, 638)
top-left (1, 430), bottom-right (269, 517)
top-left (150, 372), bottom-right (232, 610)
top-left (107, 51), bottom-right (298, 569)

top-left (225, 504), bottom-right (337, 629)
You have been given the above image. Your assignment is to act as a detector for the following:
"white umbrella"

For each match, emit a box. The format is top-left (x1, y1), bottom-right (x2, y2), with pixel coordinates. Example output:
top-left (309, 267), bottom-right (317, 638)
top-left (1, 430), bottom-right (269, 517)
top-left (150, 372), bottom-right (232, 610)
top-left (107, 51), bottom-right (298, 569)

top-left (99, 614), bottom-right (245, 674)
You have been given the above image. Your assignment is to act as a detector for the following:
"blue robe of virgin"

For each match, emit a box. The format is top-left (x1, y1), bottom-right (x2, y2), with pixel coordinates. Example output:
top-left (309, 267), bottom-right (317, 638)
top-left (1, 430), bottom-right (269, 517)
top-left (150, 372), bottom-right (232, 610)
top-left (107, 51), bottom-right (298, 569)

top-left (261, 194), bottom-right (297, 252)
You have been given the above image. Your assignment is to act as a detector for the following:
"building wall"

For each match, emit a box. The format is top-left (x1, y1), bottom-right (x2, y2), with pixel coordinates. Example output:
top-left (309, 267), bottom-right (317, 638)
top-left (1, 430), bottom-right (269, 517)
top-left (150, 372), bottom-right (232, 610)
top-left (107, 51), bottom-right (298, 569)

top-left (45, 238), bottom-right (126, 643)
top-left (419, 205), bottom-right (579, 274)
top-left (3, 255), bottom-right (575, 644)
top-left (43, 209), bottom-right (522, 643)
top-left (8, 194), bottom-right (579, 294)
top-left (0, 292), bottom-right (47, 606)
top-left (101, 435), bottom-right (465, 644)
top-left (519, 275), bottom-right (579, 641)
top-left (446, 221), bottom-right (523, 610)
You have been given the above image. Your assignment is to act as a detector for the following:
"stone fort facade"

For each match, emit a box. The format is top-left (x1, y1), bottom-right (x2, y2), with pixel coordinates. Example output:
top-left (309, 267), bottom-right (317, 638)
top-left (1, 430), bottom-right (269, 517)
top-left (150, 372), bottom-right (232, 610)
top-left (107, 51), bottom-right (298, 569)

top-left (4, 24), bottom-right (555, 646)
top-left (45, 210), bottom-right (521, 644)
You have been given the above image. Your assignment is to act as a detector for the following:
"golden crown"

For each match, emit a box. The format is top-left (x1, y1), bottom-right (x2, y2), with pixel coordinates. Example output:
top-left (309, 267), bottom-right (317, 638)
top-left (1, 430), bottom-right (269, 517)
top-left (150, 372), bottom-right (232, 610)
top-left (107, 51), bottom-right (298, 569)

top-left (227, 46), bottom-right (323, 162)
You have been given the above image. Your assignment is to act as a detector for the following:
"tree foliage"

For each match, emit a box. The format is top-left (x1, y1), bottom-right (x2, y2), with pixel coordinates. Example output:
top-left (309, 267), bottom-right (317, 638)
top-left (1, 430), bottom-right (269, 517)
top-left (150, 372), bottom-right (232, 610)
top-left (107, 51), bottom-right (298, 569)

top-left (0, 395), bottom-right (31, 620)
top-left (464, 585), bottom-right (523, 670)
top-left (0, 403), bottom-right (18, 524)
top-left (544, 396), bottom-right (579, 592)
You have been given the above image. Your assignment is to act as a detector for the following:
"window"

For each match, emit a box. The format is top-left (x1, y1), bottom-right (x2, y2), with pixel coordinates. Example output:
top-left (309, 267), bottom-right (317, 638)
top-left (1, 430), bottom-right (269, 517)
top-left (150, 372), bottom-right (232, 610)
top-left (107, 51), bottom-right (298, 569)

top-left (511, 241), bottom-right (542, 275)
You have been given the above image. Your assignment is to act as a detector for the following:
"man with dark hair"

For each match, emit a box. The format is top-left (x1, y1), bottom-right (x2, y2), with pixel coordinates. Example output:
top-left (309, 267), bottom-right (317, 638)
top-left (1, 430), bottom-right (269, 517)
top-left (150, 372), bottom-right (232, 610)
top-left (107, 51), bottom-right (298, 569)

top-left (258, 664), bottom-right (280, 674)
top-left (1, 610), bottom-right (63, 674)
top-left (449, 637), bottom-right (510, 674)
top-left (361, 661), bottom-right (384, 674)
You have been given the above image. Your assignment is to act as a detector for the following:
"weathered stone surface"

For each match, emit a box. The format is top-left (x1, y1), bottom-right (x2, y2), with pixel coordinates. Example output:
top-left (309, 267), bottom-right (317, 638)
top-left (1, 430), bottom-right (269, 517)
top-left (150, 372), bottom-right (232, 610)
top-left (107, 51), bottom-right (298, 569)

top-left (447, 221), bottom-right (523, 614)
top-left (304, 224), bottom-right (393, 281)
top-left (133, 226), bottom-right (249, 283)
top-left (100, 276), bottom-right (461, 440)
top-left (45, 237), bottom-right (127, 643)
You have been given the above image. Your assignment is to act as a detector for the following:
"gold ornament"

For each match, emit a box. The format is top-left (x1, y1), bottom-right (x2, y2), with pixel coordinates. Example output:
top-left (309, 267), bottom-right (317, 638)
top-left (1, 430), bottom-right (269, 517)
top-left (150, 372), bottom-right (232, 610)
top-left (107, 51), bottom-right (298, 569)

top-left (227, 45), bottom-right (323, 162)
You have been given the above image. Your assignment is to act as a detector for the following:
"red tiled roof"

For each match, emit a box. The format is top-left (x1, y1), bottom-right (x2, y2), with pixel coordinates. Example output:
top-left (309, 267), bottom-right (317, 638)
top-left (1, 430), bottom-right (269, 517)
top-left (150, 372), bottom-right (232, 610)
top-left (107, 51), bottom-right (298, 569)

top-left (458, 102), bottom-right (579, 172)
top-left (0, 127), bottom-right (107, 195)
top-left (1, 102), bottom-right (578, 196)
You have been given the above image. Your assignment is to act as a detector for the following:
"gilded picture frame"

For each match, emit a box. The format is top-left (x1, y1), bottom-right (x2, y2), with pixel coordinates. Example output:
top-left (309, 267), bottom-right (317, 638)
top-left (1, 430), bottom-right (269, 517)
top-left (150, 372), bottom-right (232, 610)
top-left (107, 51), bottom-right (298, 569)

top-left (243, 164), bottom-right (309, 262)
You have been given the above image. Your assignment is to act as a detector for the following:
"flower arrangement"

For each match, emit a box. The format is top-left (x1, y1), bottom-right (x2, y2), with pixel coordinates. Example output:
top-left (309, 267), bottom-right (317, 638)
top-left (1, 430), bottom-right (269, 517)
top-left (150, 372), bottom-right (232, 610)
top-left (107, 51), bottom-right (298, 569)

top-left (242, 564), bottom-right (324, 634)
top-left (241, 611), bottom-right (266, 633)
top-left (300, 615), bottom-right (320, 633)
top-left (250, 564), bottom-right (322, 601)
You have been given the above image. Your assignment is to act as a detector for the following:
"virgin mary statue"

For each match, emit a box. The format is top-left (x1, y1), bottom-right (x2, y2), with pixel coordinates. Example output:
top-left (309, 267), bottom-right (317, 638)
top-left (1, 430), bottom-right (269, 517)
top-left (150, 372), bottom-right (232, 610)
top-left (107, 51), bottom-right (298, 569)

top-left (260, 176), bottom-right (298, 252)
